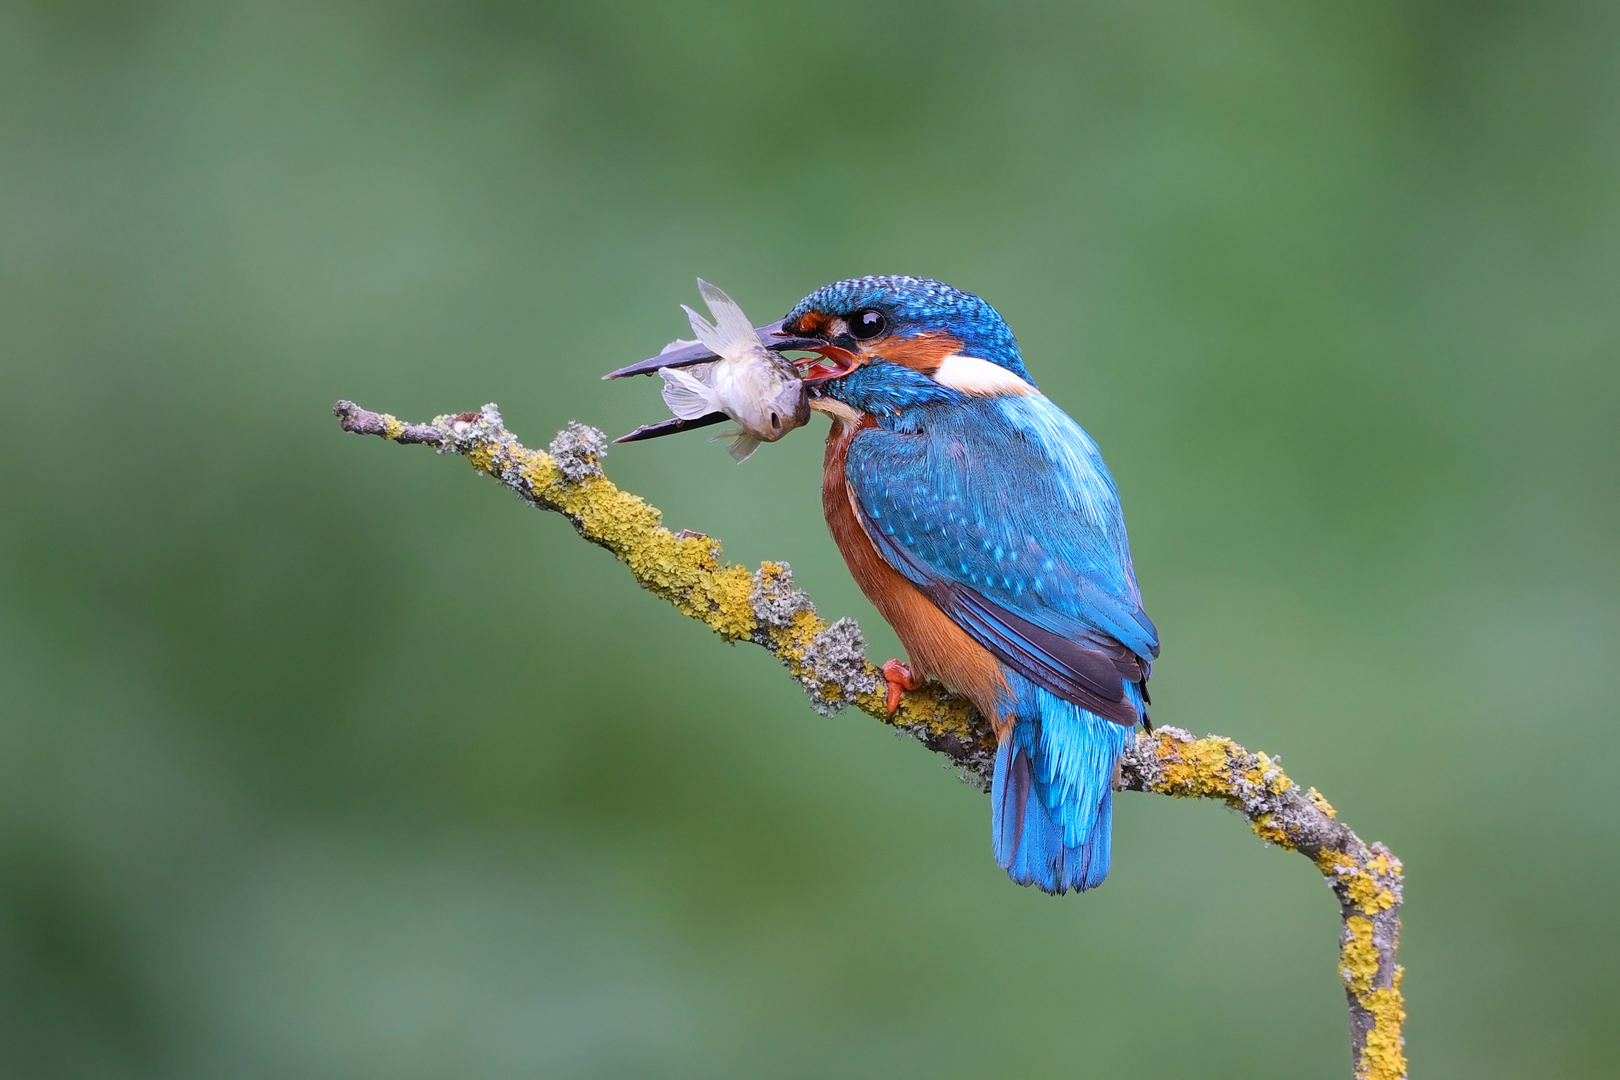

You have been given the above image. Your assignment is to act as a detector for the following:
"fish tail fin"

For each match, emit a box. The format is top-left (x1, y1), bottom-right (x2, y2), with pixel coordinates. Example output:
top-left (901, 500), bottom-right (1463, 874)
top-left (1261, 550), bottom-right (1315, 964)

top-left (684, 279), bottom-right (760, 357)
top-left (656, 365), bottom-right (721, 420)
top-left (990, 677), bottom-right (1136, 894)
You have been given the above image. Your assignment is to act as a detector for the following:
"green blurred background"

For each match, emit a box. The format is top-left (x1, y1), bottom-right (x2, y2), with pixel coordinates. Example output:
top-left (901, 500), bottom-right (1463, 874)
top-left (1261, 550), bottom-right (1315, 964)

top-left (2, 1), bottom-right (1617, 1076)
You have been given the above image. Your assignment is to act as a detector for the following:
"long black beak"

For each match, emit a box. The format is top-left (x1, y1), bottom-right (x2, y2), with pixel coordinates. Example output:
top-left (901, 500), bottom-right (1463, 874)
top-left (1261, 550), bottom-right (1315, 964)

top-left (601, 320), bottom-right (830, 380)
top-left (613, 411), bottom-right (732, 444)
top-left (605, 319), bottom-right (845, 444)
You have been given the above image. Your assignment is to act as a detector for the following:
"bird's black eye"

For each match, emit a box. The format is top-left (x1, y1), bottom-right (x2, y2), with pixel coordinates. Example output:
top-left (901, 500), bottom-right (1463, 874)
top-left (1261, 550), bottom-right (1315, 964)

top-left (850, 309), bottom-right (887, 340)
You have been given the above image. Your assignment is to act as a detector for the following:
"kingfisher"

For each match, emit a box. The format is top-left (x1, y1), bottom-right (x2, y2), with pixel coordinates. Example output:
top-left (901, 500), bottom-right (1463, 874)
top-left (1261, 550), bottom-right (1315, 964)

top-left (609, 276), bottom-right (1158, 894)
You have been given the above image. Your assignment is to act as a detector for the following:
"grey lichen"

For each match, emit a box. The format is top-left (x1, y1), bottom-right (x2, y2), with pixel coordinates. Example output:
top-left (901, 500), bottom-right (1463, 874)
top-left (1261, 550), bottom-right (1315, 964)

top-left (437, 404), bottom-right (539, 496)
top-left (750, 561), bottom-right (816, 630)
top-left (895, 720), bottom-right (998, 791)
top-left (798, 616), bottom-right (883, 717)
top-left (437, 403), bottom-right (512, 455)
top-left (548, 420), bottom-right (609, 482)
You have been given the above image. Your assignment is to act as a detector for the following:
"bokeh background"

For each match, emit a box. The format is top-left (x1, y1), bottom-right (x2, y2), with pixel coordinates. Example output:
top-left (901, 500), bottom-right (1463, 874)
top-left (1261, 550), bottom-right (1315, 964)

top-left (3, 1), bottom-right (1617, 1076)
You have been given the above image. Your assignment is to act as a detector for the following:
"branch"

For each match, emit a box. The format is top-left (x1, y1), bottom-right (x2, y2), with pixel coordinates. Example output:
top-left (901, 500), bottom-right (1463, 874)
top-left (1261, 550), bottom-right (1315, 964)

top-left (333, 400), bottom-right (1407, 1080)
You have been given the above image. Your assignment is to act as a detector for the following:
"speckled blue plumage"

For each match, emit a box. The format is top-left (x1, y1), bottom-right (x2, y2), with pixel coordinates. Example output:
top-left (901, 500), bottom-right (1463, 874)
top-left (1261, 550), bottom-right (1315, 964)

top-left (846, 396), bottom-right (1158, 664)
top-left (790, 277), bottom-right (1157, 894)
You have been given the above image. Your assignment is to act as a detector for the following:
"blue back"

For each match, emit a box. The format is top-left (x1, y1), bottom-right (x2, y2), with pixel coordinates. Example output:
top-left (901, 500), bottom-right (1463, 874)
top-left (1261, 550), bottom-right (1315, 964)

top-left (846, 394), bottom-right (1158, 665)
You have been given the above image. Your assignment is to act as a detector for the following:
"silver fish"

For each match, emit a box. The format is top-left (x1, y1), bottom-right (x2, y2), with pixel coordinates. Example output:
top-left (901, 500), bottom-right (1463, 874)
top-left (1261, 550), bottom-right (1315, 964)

top-left (655, 280), bottom-right (810, 462)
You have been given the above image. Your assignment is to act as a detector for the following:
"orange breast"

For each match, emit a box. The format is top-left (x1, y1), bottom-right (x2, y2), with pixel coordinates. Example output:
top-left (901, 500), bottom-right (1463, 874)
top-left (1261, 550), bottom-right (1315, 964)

top-left (820, 412), bottom-right (1011, 736)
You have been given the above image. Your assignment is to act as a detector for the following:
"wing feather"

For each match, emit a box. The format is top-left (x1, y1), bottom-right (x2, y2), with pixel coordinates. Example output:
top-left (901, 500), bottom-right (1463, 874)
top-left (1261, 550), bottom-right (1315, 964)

top-left (846, 394), bottom-right (1157, 721)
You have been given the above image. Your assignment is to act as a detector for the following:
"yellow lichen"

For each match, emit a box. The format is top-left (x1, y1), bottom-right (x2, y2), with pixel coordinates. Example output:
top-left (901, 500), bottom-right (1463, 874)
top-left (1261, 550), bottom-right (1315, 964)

top-left (1153, 734), bottom-right (1239, 798)
top-left (439, 448), bottom-right (762, 642)
top-left (1356, 968), bottom-right (1407, 1080)
top-left (1251, 751), bottom-right (1294, 794)
top-left (757, 603), bottom-right (977, 740)
top-left (1340, 916), bottom-right (1379, 993)
top-left (1317, 849), bottom-right (1356, 877)
top-left (699, 565), bottom-right (758, 640)
top-left (1314, 849), bottom-right (1398, 916)
top-left (1251, 812), bottom-right (1293, 848)
top-left (887, 681), bottom-right (980, 741)
top-left (380, 414), bottom-right (406, 440)
top-left (1343, 922), bottom-right (1406, 1080)
top-left (773, 609), bottom-right (823, 660)
top-left (1309, 786), bottom-right (1338, 819)
top-left (754, 560), bottom-right (791, 591)
top-left (1346, 873), bottom-right (1397, 916)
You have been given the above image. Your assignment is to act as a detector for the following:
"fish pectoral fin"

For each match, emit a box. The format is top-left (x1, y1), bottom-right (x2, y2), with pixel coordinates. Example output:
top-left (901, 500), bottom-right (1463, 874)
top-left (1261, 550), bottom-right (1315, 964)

top-left (712, 427), bottom-right (761, 463)
top-left (657, 365), bottom-right (722, 420)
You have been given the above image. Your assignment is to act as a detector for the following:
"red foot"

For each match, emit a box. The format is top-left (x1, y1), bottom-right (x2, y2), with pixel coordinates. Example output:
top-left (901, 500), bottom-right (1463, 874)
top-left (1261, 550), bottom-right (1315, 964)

top-left (882, 659), bottom-right (923, 716)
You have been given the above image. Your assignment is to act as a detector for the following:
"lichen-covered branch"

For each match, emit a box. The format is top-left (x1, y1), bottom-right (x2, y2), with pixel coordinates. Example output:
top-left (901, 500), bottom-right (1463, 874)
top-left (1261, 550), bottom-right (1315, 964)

top-left (1118, 729), bottom-right (1406, 1079)
top-left (333, 400), bottom-right (1406, 1080)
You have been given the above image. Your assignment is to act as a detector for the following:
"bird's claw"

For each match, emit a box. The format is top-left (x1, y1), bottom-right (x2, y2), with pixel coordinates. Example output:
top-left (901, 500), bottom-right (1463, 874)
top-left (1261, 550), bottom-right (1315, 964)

top-left (881, 659), bottom-right (923, 716)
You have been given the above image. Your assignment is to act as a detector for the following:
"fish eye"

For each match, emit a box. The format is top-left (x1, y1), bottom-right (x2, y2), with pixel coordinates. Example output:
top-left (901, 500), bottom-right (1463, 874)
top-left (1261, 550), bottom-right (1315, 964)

top-left (850, 309), bottom-right (887, 340)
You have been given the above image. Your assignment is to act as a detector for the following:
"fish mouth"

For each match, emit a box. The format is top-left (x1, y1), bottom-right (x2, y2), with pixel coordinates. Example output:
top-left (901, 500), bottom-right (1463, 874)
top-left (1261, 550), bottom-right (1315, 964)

top-left (606, 320), bottom-right (855, 443)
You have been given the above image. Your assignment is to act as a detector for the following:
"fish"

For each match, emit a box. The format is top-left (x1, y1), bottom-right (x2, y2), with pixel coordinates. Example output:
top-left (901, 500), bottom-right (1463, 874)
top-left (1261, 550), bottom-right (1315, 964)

top-left (652, 280), bottom-right (811, 462)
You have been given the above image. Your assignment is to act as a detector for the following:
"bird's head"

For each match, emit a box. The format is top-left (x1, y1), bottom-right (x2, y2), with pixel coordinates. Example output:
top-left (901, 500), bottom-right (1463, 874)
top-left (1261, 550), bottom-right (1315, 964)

top-left (782, 276), bottom-right (1036, 419)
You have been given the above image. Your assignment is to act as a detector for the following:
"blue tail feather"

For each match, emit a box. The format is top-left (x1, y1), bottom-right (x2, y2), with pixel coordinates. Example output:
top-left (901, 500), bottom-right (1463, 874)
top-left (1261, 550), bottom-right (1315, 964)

top-left (990, 673), bottom-right (1137, 894)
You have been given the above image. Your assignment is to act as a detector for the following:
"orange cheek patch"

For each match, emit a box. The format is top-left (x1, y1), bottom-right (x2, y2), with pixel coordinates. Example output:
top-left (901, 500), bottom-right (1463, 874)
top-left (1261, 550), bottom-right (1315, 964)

top-left (875, 332), bottom-right (964, 373)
